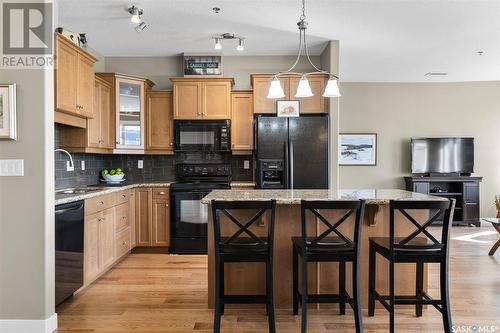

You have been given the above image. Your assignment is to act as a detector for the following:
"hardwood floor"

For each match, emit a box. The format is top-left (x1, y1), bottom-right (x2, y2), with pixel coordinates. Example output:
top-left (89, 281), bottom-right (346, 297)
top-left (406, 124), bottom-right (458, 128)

top-left (56, 225), bottom-right (500, 332)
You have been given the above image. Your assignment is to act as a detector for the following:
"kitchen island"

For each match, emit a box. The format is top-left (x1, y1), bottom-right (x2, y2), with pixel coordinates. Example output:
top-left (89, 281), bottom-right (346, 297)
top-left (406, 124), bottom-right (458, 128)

top-left (201, 189), bottom-right (447, 309)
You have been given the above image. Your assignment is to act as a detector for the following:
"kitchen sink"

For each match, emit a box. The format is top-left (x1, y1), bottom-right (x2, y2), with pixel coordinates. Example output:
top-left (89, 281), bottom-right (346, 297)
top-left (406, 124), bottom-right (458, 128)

top-left (55, 187), bottom-right (104, 195)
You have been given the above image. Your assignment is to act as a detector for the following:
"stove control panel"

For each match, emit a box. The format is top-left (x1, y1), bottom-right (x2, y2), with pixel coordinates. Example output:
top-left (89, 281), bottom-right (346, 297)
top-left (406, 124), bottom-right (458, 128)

top-left (177, 163), bottom-right (232, 177)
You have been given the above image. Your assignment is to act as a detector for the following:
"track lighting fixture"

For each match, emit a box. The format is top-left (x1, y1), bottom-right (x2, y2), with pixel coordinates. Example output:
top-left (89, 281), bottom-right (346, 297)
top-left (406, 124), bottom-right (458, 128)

top-left (212, 33), bottom-right (246, 51)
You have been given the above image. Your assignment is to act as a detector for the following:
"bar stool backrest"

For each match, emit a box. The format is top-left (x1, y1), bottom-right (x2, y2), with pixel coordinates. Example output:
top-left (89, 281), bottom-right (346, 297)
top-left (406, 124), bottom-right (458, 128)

top-left (211, 200), bottom-right (277, 254)
top-left (300, 200), bottom-right (366, 252)
top-left (389, 199), bottom-right (455, 253)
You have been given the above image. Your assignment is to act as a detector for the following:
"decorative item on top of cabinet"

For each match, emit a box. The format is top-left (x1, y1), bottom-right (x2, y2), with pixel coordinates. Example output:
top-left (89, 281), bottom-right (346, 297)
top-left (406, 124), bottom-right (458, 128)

top-left (96, 73), bottom-right (154, 153)
top-left (135, 187), bottom-right (170, 248)
top-left (59, 76), bottom-right (114, 153)
top-left (55, 34), bottom-right (97, 128)
top-left (230, 91), bottom-right (254, 153)
top-left (171, 77), bottom-right (233, 120)
top-left (251, 73), bottom-right (329, 114)
top-left (145, 91), bottom-right (174, 154)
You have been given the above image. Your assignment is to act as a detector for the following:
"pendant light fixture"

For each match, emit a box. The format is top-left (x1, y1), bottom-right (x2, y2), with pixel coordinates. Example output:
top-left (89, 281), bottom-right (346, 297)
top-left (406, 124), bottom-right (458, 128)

top-left (267, 0), bottom-right (341, 99)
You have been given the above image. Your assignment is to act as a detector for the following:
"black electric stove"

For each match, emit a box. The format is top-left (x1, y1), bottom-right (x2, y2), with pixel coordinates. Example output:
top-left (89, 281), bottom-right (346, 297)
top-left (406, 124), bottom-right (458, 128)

top-left (170, 163), bottom-right (231, 254)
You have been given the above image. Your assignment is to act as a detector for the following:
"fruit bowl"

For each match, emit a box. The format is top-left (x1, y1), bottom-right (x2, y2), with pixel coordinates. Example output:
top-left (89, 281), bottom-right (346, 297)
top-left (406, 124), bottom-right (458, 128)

top-left (103, 174), bottom-right (125, 182)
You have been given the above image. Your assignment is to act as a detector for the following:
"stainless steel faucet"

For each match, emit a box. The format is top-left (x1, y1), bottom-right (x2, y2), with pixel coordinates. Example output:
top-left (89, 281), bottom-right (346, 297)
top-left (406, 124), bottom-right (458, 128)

top-left (54, 149), bottom-right (75, 171)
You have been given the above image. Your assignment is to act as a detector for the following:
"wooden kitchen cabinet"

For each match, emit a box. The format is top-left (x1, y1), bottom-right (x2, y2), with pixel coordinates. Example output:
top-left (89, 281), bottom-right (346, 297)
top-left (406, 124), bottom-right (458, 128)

top-left (152, 198), bottom-right (170, 246)
top-left (135, 188), bottom-right (153, 246)
top-left (58, 76), bottom-right (114, 154)
top-left (84, 207), bottom-right (115, 284)
top-left (96, 73), bottom-right (154, 153)
top-left (135, 187), bottom-right (170, 247)
top-left (171, 78), bottom-right (233, 120)
top-left (146, 91), bottom-right (174, 153)
top-left (55, 34), bottom-right (97, 127)
top-left (231, 91), bottom-right (254, 152)
top-left (251, 73), bottom-right (329, 114)
top-left (83, 190), bottom-right (133, 287)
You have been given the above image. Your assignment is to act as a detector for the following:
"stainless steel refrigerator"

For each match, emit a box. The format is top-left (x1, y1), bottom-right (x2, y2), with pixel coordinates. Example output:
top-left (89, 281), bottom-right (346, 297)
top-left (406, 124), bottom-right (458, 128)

top-left (255, 115), bottom-right (329, 189)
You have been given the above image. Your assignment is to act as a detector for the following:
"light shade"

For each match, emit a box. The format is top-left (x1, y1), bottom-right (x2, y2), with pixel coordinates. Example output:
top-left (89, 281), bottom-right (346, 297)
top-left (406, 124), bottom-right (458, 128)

top-left (267, 78), bottom-right (285, 99)
top-left (323, 79), bottom-right (341, 97)
top-left (295, 77), bottom-right (314, 98)
top-left (130, 7), bottom-right (141, 23)
top-left (214, 38), bottom-right (222, 50)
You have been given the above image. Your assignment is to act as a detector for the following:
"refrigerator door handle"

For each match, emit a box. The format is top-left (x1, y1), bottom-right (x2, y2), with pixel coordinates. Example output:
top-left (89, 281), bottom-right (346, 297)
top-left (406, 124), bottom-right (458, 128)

top-left (284, 141), bottom-right (289, 188)
top-left (290, 141), bottom-right (294, 190)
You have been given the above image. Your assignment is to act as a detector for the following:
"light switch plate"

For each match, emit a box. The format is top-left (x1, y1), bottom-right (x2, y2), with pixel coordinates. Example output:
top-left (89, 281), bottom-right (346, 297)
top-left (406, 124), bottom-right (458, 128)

top-left (81, 160), bottom-right (85, 171)
top-left (138, 160), bottom-right (143, 169)
top-left (244, 160), bottom-right (250, 169)
top-left (0, 159), bottom-right (24, 176)
top-left (66, 161), bottom-right (74, 172)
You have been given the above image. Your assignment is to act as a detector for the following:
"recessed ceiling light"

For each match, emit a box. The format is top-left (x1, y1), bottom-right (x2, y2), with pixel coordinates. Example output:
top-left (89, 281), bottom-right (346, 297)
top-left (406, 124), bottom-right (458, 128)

top-left (425, 72), bottom-right (448, 76)
top-left (128, 6), bottom-right (143, 24)
top-left (212, 7), bottom-right (221, 14)
top-left (477, 51), bottom-right (484, 56)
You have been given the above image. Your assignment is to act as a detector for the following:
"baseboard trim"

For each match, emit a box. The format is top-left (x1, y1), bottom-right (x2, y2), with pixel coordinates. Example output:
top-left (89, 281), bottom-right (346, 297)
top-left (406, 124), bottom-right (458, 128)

top-left (0, 313), bottom-right (57, 333)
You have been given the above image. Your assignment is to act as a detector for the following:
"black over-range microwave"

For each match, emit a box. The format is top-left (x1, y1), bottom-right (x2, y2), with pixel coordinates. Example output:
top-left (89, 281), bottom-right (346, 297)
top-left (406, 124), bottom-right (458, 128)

top-left (174, 120), bottom-right (231, 152)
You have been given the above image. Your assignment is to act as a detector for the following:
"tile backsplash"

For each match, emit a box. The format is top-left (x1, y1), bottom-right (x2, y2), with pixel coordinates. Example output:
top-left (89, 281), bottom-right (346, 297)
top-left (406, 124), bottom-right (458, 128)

top-left (55, 124), bottom-right (253, 189)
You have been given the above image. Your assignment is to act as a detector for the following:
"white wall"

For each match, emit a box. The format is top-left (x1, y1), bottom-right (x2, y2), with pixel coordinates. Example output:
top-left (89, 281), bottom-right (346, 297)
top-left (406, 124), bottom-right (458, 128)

top-left (104, 55), bottom-right (322, 90)
top-left (339, 81), bottom-right (500, 217)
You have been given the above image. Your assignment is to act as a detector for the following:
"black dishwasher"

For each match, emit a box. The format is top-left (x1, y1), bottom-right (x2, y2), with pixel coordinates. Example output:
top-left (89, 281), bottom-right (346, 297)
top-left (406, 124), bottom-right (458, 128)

top-left (55, 200), bottom-right (84, 306)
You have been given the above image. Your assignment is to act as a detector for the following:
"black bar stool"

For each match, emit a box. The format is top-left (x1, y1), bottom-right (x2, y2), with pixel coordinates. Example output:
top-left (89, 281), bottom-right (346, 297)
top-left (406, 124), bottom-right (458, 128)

top-left (368, 199), bottom-right (456, 333)
top-left (292, 199), bottom-right (366, 333)
top-left (211, 199), bottom-right (277, 333)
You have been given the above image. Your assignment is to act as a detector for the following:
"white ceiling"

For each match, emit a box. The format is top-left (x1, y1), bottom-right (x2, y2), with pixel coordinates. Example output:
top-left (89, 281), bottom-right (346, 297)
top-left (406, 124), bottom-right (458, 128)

top-left (58, 0), bottom-right (500, 82)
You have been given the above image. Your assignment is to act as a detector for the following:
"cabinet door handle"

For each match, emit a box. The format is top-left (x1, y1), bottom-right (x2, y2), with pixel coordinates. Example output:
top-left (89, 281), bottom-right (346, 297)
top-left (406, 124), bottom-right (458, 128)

top-left (121, 194), bottom-right (126, 198)
top-left (169, 142), bottom-right (173, 146)
top-left (97, 218), bottom-right (102, 222)
top-left (197, 112), bottom-right (202, 116)
top-left (99, 201), bottom-right (104, 205)
top-left (158, 191), bottom-right (165, 195)
top-left (123, 241), bottom-right (128, 246)
top-left (165, 204), bottom-right (169, 207)
top-left (122, 216), bottom-right (127, 220)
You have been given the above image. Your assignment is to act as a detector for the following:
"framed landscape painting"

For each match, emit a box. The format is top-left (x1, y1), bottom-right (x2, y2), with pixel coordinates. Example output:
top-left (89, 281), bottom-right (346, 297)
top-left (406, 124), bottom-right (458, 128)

top-left (0, 84), bottom-right (17, 140)
top-left (339, 133), bottom-right (377, 165)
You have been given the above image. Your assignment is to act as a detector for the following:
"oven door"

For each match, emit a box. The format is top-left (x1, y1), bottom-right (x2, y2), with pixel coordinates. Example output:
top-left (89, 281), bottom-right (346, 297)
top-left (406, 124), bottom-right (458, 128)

top-left (171, 190), bottom-right (210, 238)
top-left (174, 120), bottom-right (230, 152)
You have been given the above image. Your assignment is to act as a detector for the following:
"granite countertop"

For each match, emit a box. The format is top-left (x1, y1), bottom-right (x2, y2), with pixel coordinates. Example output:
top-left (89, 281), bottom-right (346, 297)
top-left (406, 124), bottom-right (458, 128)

top-left (55, 181), bottom-right (175, 205)
top-left (201, 189), bottom-right (447, 205)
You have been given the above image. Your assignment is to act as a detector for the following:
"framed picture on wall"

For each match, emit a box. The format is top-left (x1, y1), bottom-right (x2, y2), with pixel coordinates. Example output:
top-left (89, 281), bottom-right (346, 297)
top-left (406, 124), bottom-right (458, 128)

top-left (277, 100), bottom-right (300, 117)
top-left (339, 133), bottom-right (377, 165)
top-left (0, 84), bottom-right (17, 140)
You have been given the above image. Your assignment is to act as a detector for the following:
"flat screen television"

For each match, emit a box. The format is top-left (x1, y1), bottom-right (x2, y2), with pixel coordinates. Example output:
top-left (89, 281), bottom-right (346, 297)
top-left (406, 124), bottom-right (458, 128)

top-left (411, 138), bottom-right (474, 175)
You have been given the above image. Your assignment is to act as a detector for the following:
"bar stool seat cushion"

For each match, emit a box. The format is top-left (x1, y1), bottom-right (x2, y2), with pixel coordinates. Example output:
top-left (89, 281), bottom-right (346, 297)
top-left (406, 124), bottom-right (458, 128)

top-left (292, 236), bottom-right (356, 252)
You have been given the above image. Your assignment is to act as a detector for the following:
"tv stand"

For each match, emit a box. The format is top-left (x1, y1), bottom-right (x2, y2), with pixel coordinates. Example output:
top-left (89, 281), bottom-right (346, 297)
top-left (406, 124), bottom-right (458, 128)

top-left (404, 176), bottom-right (483, 227)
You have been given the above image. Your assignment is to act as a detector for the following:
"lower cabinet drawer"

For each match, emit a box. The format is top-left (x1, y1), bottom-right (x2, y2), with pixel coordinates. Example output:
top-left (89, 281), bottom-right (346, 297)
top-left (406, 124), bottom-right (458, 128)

top-left (85, 192), bottom-right (116, 215)
top-left (115, 202), bottom-right (130, 232)
top-left (116, 190), bottom-right (131, 205)
top-left (152, 187), bottom-right (169, 199)
top-left (115, 227), bottom-right (131, 259)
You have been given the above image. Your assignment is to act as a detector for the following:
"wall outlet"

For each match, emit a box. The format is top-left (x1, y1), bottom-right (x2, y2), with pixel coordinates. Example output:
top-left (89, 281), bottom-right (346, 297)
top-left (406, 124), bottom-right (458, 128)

top-left (81, 160), bottom-right (85, 171)
top-left (244, 160), bottom-right (250, 169)
top-left (66, 161), bottom-right (74, 172)
top-left (138, 160), bottom-right (143, 169)
top-left (0, 159), bottom-right (24, 176)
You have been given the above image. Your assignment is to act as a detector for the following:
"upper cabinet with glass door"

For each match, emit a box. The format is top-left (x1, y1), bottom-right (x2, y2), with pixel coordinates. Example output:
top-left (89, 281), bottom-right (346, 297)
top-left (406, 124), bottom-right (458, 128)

top-left (96, 73), bottom-right (154, 152)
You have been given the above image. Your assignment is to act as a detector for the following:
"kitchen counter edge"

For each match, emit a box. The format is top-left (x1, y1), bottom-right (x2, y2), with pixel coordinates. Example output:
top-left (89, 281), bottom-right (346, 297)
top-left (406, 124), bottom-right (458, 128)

top-left (55, 182), bottom-right (175, 206)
